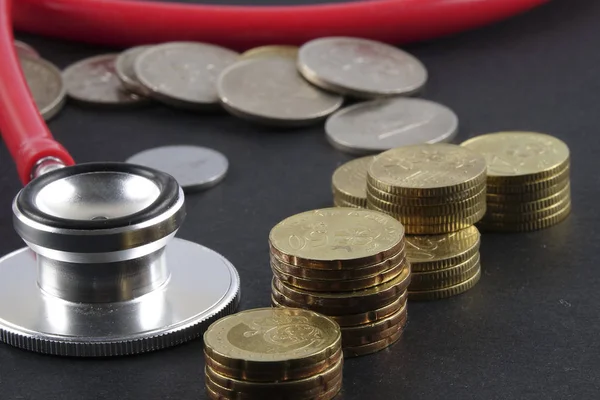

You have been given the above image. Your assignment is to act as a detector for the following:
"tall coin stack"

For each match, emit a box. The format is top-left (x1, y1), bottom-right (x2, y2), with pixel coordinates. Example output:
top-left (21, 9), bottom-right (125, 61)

top-left (366, 143), bottom-right (488, 234)
top-left (203, 308), bottom-right (343, 400)
top-left (331, 156), bottom-right (374, 208)
top-left (405, 227), bottom-right (481, 300)
top-left (269, 208), bottom-right (410, 357)
top-left (461, 132), bottom-right (571, 232)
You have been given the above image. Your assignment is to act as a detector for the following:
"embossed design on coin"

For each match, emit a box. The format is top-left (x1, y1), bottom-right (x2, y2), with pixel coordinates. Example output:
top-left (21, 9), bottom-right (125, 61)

top-left (218, 56), bottom-right (343, 126)
top-left (326, 98), bottom-right (458, 154)
top-left (298, 37), bottom-right (427, 98)
top-left (115, 45), bottom-right (153, 96)
top-left (461, 132), bottom-right (570, 178)
top-left (405, 226), bottom-right (480, 262)
top-left (135, 42), bottom-right (239, 109)
top-left (20, 56), bottom-right (66, 120)
top-left (62, 54), bottom-right (146, 105)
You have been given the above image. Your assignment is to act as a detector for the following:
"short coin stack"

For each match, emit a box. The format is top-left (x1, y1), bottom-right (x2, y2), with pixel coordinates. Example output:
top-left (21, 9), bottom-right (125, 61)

top-left (366, 143), bottom-right (488, 234)
top-left (331, 156), bottom-right (374, 208)
top-left (269, 208), bottom-right (411, 357)
top-left (461, 132), bottom-right (571, 232)
top-left (203, 308), bottom-right (343, 400)
top-left (405, 226), bottom-right (481, 300)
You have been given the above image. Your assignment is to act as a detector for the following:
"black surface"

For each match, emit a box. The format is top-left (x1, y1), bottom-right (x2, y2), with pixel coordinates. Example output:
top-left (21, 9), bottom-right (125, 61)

top-left (1, 1), bottom-right (599, 399)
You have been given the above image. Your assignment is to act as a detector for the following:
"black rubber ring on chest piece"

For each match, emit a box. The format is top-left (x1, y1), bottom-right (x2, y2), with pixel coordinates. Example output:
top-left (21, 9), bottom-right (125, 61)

top-left (16, 162), bottom-right (181, 230)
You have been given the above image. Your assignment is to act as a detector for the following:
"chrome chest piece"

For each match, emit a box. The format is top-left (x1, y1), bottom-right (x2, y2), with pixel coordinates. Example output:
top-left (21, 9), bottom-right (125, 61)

top-left (0, 163), bottom-right (240, 356)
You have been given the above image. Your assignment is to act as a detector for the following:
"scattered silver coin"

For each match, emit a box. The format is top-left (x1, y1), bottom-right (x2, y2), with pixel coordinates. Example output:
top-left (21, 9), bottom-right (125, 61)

top-left (20, 56), bottom-right (66, 121)
top-left (126, 145), bottom-right (229, 191)
top-left (14, 40), bottom-right (39, 59)
top-left (62, 54), bottom-right (148, 106)
top-left (217, 56), bottom-right (344, 127)
top-left (298, 37), bottom-right (428, 99)
top-left (115, 45), bottom-right (154, 97)
top-left (135, 42), bottom-right (239, 109)
top-left (325, 97), bottom-right (458, 155)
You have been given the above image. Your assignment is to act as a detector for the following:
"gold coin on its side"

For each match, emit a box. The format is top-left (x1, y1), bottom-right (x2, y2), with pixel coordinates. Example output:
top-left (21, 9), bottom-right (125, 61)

top-left (485, 184), bottom-right (571, 213)
top-left (269, 208), bottom-right (405, 269)
top-left (485, 178), bottom-right (569, 202)
top-left (408, 266), bottom-right (481, 301)
top-left (485, 166), bottom-right (570, 194)
top-left (408, 255), bottom-right (480, 290)
top-left (478, 202), bottom-right (571, 232)
top-left (367, 143), bottom-right (487, 197)
top-left (203, 308), bottom-right (341, 374)
top-left (460, 132), bottom-right (570, 184)
top-left (333, 197), bottom-right (363, 208)
top-left (342, 311), bottom-right (407, 347)
top-left (240, 45), bottom-right (299, 59)
top-left (484, 197), bottom-right (571, 222)
top-left (342, 323), bottom-right (405, 358)
top-left (367, 180), bottom-right (485, 206)
top-left (340, 301), bottom-right (407, 340)
top-left (405, 226), bottom-right (480, 271)
top-left (332, 156), bottom-right (374, 208)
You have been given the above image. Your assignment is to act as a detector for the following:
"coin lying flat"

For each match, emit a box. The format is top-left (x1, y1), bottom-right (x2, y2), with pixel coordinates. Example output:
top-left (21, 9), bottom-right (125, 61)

top-left (126, 145), bottom-right (228, 192)
top-left (135, 41), bottom-right (239, 109)
top-left (20, 56), bottom-right (66, 120)
top-left (298, 37), bottom-right (427, 98)
top-left (115, 45), bottom-right (153, 97)
top-left (325, 98), bottom-right (458, 155)
top-left (240, 45), bottom-right (299, 59)
top-left (218, 56), bottom-right (343, 127)
top-left (62, 54), bottom-right (147, 106)
top-left (15, 40), bottom-right (39, 58)
top-left (331, 156), bottom-right (373, 208)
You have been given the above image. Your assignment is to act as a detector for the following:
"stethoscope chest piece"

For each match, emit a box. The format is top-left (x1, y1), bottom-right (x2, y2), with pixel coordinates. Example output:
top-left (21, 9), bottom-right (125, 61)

top-left (0, 162), bottom-right (240, 356)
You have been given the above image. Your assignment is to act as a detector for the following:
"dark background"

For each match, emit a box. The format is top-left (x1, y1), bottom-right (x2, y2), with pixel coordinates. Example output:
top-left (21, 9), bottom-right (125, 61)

top-left (1, 0), bottom-right (599, 399)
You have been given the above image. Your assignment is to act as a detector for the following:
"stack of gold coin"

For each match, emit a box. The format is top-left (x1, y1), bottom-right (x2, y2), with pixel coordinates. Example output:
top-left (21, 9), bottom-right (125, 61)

top-left (366, 143), bottom-right (488, 234)
top-left (269, 208), bottom-right (410, 357)
top-left (331, 156), bottom-right (374, 208)
top-left (203, 308), bottom-right (343, 400)
top-left (461, 132), bottom-right (571, 232)
top-left (405, 226), bottom-right (481, 300)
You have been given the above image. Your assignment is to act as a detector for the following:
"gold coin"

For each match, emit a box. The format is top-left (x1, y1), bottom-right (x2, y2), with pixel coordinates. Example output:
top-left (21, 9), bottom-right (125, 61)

top-left (408, 266), bottom-right (481, 301)
top-left (205, 357), bottom-right (342, 394)
top-left (205, 347), bottom-right (343, 382)
top-left (341, 301), bottom-right (406, 340)
top-left (333, 197), bottom-right (363, 208)
top-left (332, 156), bottom-right (374, 207)
top-left (485, 177), bottom-right (569, 202)
top-left (410, 252), bottom-right (479, 283)
top-left (272, 290), bottom-right (408, 327)
top-left (270, 244), bottom-right (405, 280)
top-left (272, 266), bottom-right (411, 314)
top-left (405, 226), bottom-right (480, 271)
top-left (485, 184), bottom-right (571, 213)
top-left (269, 208), bottom-right (405, 269)
top-left (484, 197), bottom-right (571, 222)
top-left (272, 259), bottom-right (407, 292)
top-left (342, 324), bottom-right (404, 358)
top-left (408, 254), bottom-right (480, 290)
top-left (460, 132), bottom-right (570, 183)
top-left (342, 311), bottom-right (407, 347)
top-left (478, 202), bottom-right (571, 232)
top-left (367, 143), bottom-right (487, 197)
top-left (205, 370), bottom-right (342, 400)
top-left (204, 308), bottom-right (341, 373)
top-left (485, 167), bottom-right (569, 194)
top-left (366, 180), bottom-right (486, 207)
top-left (367, 201), bottom-right (485, 224)
top-left (240, 45), bottom-right (299, 59)
top-left (366, 187), bottom-right (486, 216)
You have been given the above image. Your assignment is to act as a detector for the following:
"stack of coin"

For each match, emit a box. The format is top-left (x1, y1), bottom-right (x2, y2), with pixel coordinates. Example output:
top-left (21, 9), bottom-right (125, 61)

top-left (366, 143), bottom-right (488, 234)
top-left (203, 308), bottom-right (343, 400)
top-left (331, 156), bottom-right (374, 208)
top-left (461, 132), bottom-right (571, 232)
top-left (405, 226), bottom-right (482, 300)
top-left (269, 208), bottom-right (411, 357)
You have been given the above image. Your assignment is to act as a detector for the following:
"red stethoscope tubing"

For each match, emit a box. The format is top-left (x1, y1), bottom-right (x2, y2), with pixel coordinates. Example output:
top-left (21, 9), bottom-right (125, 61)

top-left (1, 0), bottom-right (548, 185)
top-left (13, 0), bottom-right (549, 49)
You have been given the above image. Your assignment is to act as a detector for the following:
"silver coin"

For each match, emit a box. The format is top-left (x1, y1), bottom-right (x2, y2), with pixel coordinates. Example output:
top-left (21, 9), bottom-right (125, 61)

top-left (20, 56), bottom-right (66, 121)
top-left (325, 97), bottom-right (458, 155)
top-left (115, 45), bottom-right (153, 97)
top-left (298, 37), bottom-right (428, 99)
top-left (14, 40), bottom-right (39, 59)
top-left (217, 56), bottom-right (343, 127)
top-left (134, 42), bottom-right (239, 109)
top-left (126, 145), bottom-right (229, 191)
top-left (62, 54), bottom-right (148, 106)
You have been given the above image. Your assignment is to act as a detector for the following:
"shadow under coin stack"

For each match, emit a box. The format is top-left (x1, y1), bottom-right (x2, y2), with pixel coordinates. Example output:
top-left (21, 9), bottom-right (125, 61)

top-left (269, 208), bottom-right (410, 357)
top-left (331, 156), bottom-right (374, 208)
top-left (405, 226), bottom-right (481, 300)
top-left (461, 132), bottom-right (571, 232)
top-left (203, 308), bottom-right (343, 400)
